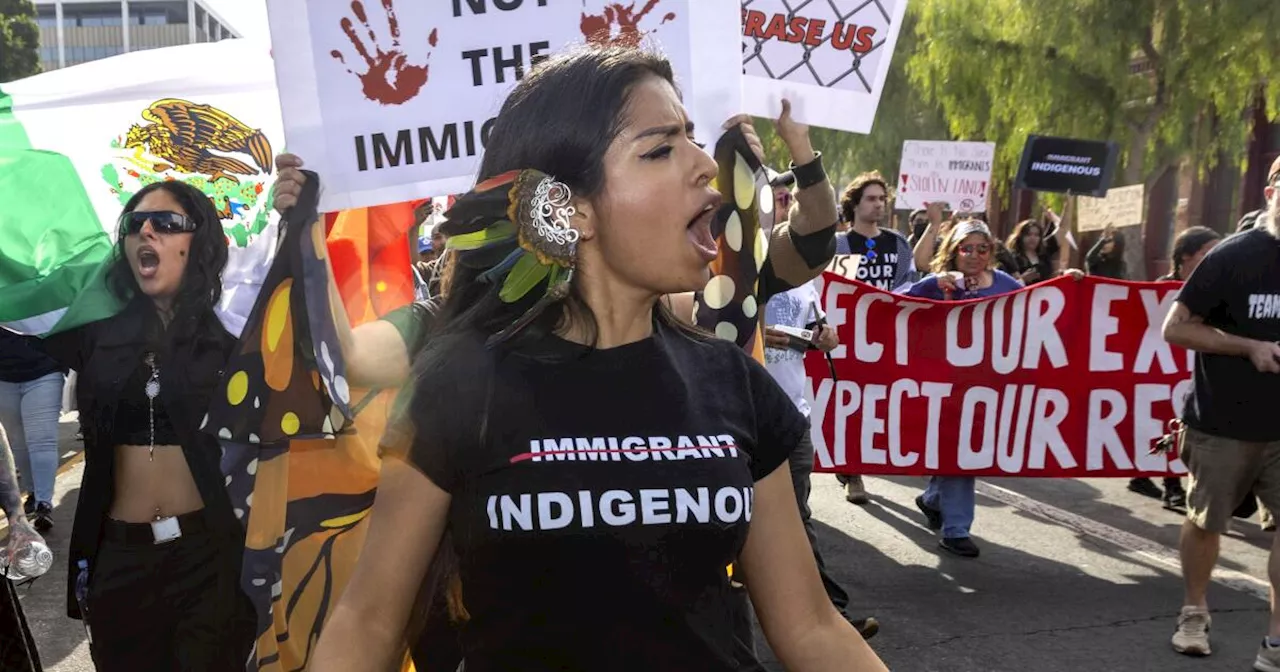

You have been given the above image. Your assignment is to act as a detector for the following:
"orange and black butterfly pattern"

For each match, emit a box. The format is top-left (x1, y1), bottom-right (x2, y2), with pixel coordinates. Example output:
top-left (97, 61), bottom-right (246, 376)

top-left (212, 175), bottom-right (415, 671)
top-left (205, 201), bottom-right (352, 446)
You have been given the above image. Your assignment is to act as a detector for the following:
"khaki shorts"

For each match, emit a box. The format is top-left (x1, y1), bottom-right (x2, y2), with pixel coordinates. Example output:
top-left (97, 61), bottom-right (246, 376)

top-left (1182, 425), bottom-right (1280, 533)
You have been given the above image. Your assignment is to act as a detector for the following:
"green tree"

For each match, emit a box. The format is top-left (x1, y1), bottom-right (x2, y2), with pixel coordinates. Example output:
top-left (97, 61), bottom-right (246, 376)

top-left (755, 6), bottom-right (950, 191)
top-left (909, 0), bottom-right (1280, 187)
top-left (0, 0), bottom-right (41, 83)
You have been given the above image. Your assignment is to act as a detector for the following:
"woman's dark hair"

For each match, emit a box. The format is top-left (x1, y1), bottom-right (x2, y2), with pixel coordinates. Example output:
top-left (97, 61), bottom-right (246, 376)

top-left (105, 181), bottom-right (229, 333)
top-left (1170, 226), bottom-right (1221, 279)
top-left (428, 44), bottom-right (701, 359)
top-left (400, 44), bottom-right (710, 644)
top-left (838, 171), bottom-right (889, 225)
top-left (1005, 219), bottom-right (1044, 256)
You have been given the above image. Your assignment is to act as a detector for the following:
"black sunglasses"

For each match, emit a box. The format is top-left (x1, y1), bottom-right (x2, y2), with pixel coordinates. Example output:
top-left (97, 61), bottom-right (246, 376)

top-left (119, 210), bottom-right (198, 235)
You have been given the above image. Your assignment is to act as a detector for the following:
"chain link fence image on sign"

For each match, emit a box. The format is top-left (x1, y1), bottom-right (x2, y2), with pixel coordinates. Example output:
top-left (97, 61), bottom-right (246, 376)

top-left (742, 0), bottom-right (894, 91)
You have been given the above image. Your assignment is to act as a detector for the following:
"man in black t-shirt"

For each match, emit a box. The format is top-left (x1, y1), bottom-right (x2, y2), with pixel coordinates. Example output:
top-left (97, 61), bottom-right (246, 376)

top-left (833, 172), bottom-right (918, 505)
top-left (1163, 156), bottom-right (1280, 663)
top-left (834, 172), bottom-right (918, 293)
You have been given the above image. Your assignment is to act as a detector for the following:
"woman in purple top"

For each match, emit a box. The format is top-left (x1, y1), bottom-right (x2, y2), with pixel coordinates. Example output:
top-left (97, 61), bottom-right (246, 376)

top-left (904, 220), bottom-right (1022, 557)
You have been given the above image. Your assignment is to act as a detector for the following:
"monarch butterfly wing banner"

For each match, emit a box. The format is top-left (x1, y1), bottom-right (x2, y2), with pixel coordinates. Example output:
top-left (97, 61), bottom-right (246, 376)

top-left (266, 0), bottom-right (742, 212)
top-left (209, 176), bottom-right (422, 672)
top-left (0, 39), bottom-right (285, 334)
top-left (741, 0), bottom-right (910, 133)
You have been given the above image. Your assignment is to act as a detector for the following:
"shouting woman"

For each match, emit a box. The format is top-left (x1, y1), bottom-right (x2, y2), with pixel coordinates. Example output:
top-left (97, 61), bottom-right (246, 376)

top-left (309, 45), bottom-right (886, 672)
top-left (39, 182), bottom-right (256, 671)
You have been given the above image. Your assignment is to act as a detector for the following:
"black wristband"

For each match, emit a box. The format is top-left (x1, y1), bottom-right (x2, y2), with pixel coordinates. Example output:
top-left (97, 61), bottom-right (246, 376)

top-left (789, 151), bottom-right (826, 190)
top-left (789, 224), bottom-right (836, 269)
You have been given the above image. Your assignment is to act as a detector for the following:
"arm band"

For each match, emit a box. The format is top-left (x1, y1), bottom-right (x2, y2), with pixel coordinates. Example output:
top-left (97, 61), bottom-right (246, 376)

top-left (789, 224), bottom-right (837, 269)
top-left (789, 152), bottom-right (827, 190)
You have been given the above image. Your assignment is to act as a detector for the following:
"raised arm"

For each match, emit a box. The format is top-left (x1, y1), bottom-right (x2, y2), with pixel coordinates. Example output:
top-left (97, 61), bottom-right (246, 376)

top-left (310, 458), bottom-right (450, 671)
top-left (912, 203), bottom-right (946, 273)
top-left (725, 101), bottom-right (837, 287)
top-left (274, 155), bottom-right (415, 389)
top-left (740, 464), bottom-right (888, 671)
top-left (1054, 199), bottom-right (1072, 273)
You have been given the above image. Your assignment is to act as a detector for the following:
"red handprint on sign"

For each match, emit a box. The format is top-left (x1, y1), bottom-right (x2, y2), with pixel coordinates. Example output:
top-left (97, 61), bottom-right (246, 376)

top-left (581, 1), bottom-right (677, 48)
top-left (329, 0), bottom-right (438, 106)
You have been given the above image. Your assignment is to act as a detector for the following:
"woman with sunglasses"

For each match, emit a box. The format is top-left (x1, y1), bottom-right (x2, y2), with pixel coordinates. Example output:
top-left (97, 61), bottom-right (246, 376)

top-left (904, 220), bottom-right (1023, 557)
top-left (309, 44), bottom-right (885, 672)
top-left (38, 181), bottom-right (256, 671)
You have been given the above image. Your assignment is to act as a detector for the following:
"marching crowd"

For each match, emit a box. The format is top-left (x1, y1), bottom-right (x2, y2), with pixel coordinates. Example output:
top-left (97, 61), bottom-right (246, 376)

top-left (2, 41), bottom-right (1280, 672)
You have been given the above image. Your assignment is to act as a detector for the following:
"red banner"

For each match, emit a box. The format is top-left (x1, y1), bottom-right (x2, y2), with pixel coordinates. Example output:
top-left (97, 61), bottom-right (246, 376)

top-left (807, 274), bottom-right (1190, 477)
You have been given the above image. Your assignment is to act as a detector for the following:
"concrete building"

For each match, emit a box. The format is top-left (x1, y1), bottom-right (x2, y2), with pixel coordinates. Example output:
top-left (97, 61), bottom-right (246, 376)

top-left (34, 0), bottom-right (240, 72)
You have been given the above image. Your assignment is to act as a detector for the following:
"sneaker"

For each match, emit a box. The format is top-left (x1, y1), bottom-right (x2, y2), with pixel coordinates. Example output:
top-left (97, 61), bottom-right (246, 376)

top-left (1128, 478), bottom-right (1163, 499)
top-left (915, 495), bottom-right (942, 531)
top-left (33, 502), bottom-right (53, 533)
top-left (844, 476), bottom-right (869, 505)
top-left (22, 493), bottom-right (35, 516)
top-left (1171, 606), bottom-right (1211, 656)
top-left (848, 616), bottom-right (879, 640)
top-left (1256, 639), bottom-right (1280, 672)
top-left (1163, 481), bottom-right (1187, 509)
top-left (939, 537), bottom-right (980, 558)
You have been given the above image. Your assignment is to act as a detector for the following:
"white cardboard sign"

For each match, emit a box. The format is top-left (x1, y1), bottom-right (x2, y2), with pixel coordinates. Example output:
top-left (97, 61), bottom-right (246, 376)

top-left (1077, 183), bottom-right (1145, 233)
top-left (268, 0), bottom-right (741, 213)
top-left (895, 140), bottom-right (996, 212)
top-left (741, 0), bottom-right (909, 134)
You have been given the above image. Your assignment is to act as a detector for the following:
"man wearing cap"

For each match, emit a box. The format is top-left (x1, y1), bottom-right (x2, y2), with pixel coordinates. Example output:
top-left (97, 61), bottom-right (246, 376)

top-left (1163, 156), bottom-right (1280, 668)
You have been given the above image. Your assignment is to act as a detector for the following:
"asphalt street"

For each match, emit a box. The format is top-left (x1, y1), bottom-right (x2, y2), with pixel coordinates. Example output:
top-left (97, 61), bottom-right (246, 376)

top-left (13, 414), bottom-right (1276, 671)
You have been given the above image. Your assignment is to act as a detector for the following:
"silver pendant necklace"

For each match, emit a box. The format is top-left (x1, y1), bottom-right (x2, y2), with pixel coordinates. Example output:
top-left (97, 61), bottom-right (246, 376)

top-left (144, 352), bottom-right (160, 461)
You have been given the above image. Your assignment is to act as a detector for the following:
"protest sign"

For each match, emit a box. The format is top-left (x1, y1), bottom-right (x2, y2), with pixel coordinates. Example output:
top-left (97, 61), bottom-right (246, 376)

top-left (807, 275), bottom-right (1191, 477)
top-left (1015, 135), bottom-right (1119, 196)
top-left (268, 0), bottom-right (742, 212)
top-left (825, 254), bottom-right (863, 281)
top-left (741, 0), bottom-right (909, 134)
top-left (896, 140), bottom-right (995, 212)
top-left (1078, 183), bottom-right (1145, 233)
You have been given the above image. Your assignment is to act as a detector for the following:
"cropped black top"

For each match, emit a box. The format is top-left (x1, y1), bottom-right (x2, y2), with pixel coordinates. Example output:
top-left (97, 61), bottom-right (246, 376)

top-left (112, 353), bottom-right (181, 446)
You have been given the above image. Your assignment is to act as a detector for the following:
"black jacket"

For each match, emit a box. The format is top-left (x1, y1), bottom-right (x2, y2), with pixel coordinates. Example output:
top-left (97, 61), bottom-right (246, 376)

top-left (42, 300), bottom-right (244, 619)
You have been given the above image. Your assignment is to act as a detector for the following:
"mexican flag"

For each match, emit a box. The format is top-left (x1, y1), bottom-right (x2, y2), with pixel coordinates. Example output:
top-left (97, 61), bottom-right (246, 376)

top-left (0, 39), bottom-right (285, 335)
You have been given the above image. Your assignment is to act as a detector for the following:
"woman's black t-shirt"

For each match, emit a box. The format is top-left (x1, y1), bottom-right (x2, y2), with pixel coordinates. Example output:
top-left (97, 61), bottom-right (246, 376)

top-left (394, 319), bottom-right (806, 672)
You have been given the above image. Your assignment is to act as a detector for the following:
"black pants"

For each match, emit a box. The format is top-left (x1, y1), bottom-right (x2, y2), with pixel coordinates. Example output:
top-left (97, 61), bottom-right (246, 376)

top-left (788, 426), bottom-right (851, 612)
top-left (85, 522), bottom-right (254, 672)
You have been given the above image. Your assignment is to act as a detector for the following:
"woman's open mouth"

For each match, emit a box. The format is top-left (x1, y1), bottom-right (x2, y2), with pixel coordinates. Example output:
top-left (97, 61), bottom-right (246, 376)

top-left (687, 198), bottom-right (721, 263)
top-left (136, 246), bottom-right (160, 280)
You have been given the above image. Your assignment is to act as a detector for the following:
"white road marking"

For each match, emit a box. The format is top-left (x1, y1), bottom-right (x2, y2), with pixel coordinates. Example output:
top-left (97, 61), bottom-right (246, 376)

top-left (977, 481), bottom-right (1270, 602)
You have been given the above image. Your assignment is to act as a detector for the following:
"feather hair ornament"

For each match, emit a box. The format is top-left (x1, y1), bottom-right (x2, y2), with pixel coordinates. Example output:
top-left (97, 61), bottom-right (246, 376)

top-left (441, 169), bottom-right (580, 346)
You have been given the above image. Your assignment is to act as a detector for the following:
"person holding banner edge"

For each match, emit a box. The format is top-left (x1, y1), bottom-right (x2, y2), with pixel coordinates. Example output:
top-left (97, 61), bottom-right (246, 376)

top-left (1162, 158), bottom-right (1280, 669)
top-left (1126, 227), bottom-right (1224, 509)
top-left (904, 219), bottom-right (1083, 557)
